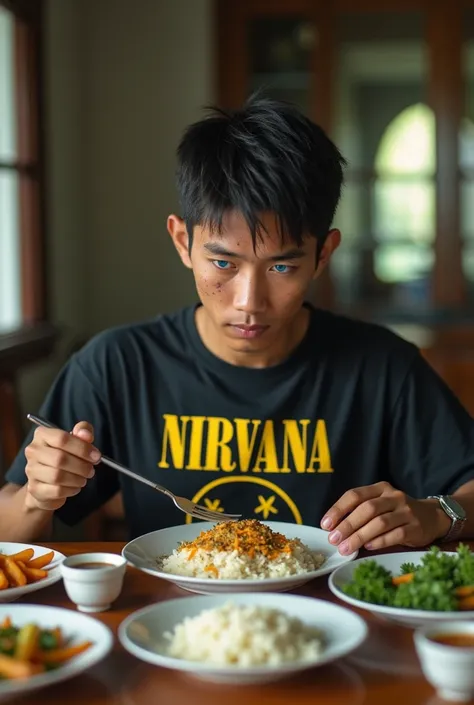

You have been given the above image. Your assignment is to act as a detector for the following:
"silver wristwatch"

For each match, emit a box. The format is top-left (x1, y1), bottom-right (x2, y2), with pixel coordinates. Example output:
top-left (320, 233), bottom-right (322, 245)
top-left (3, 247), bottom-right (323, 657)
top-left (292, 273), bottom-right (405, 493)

top-left (427, 495), bottom-right (467, 542)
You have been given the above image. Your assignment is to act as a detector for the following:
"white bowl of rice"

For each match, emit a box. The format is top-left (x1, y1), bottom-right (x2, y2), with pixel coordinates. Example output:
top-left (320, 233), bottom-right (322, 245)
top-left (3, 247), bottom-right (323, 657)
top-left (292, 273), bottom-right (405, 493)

top-left (118, 593), bottom-right (368, 684)
top-left (122, 520), bottom-right (358, 595)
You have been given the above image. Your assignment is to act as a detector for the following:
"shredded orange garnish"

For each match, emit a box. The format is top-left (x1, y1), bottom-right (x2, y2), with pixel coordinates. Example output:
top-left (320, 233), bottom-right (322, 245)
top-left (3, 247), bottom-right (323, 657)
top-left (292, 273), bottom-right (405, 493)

top-left (179, 519), bottom-right (295, 560)
top-left (186, 547), bottom-right (198, 560)
top-left (204, 564), bottom-right (219, 576)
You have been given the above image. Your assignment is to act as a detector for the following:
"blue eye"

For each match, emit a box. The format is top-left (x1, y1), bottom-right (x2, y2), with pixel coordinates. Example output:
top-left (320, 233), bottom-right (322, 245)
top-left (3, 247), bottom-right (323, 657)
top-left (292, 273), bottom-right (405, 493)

top-left (213, 260), bottom-right (231, 270)
top-left (273, 264), bottom-right (291, 273)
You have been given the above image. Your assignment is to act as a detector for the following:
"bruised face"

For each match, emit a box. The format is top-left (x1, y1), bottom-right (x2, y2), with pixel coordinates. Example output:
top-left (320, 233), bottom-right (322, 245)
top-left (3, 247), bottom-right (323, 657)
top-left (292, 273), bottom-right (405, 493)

top-left (168, 211), bottom-right (340, 367)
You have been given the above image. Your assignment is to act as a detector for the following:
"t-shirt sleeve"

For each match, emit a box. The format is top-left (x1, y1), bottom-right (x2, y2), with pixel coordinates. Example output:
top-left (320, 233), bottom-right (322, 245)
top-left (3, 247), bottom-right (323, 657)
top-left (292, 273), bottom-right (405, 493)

top-left (387, 351), bottom-right (474, 497)
top-left (4, 355), bottom-right (119, 526)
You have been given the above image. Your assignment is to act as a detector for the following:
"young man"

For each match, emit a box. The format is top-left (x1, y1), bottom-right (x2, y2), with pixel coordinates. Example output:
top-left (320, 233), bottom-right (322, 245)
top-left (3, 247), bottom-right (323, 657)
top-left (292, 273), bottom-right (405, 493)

top-left (2, 97), bottom-right (474, 553)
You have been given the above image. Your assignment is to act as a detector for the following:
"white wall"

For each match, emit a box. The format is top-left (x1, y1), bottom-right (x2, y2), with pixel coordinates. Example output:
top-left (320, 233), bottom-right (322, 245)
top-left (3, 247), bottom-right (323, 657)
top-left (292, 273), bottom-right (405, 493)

top-left (80, 0), bottom-right (214, 333)
top-left (19, 0), bottom-right (214, 416)
top-left (19, 0), bottom-right (85, 417)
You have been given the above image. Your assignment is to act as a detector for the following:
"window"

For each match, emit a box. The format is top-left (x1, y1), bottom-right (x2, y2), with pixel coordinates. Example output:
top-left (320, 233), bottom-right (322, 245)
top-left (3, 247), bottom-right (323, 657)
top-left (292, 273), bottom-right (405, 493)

top-left (0, 1), bottom-right (45, 333)
top-left (0, 7), bottom-right (20, 329)
top-left (373, 103), bottom-right (436, 285)
top-left (374, 103), bottom-right (474, 287)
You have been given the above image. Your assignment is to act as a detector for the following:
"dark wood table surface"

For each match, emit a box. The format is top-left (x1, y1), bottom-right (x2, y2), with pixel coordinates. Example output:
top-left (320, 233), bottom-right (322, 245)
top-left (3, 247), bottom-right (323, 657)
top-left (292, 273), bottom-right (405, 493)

top-left (8, 540), bottom-right (471, 705)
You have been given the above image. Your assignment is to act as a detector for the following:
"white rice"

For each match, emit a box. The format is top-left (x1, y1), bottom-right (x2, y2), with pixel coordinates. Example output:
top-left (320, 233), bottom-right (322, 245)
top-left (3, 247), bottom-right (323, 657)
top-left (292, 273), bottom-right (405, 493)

top-left (160, 538), bottom-right (325, 580)
top-left (164, 601), bottom-right (325, 666)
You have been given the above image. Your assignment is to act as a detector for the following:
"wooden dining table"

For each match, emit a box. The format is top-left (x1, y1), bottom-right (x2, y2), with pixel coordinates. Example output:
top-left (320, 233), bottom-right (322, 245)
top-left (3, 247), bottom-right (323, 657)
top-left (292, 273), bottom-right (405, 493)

top-left (10, 539), bottom-right (473, 705)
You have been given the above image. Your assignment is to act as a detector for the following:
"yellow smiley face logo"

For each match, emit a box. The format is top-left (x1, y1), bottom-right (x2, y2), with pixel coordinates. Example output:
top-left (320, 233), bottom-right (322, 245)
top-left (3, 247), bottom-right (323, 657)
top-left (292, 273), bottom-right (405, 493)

top-left (185, 476), bottom-right (303, 524)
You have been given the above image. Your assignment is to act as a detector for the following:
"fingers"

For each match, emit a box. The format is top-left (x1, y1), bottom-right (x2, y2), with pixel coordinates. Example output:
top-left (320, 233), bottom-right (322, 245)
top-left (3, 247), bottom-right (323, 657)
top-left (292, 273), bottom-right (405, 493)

top-left (27, 476), bottom-right (83, 502)
top-left (333, 509), bottom-right (411, 555)
top-left (24, 420), bottom-right (99, 513)
top-left (27, 459), bottom-right (91, 488)
top-left (327, 495), bottom-right (401, 550)
top-left (364, 524), bottom-right (416, 552)
top-left (72, 421), bottom-right (95, 444)
top-left (321, 482), bottom-right (389, 532)
top-left (27, 444), bottom-right (95, 481)
top-left (32, 425), bottom-right (100, 464)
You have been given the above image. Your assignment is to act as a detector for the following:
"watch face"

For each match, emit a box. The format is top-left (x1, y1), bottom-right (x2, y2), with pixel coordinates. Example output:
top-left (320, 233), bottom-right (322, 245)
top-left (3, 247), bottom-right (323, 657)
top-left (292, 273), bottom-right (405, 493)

top-left (443, 496), bottom-right (467, 521)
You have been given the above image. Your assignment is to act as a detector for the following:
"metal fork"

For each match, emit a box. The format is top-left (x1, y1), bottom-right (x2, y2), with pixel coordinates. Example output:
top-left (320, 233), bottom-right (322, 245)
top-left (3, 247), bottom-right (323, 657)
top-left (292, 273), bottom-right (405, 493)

top-left (27, 414), bottom-right (241, 523)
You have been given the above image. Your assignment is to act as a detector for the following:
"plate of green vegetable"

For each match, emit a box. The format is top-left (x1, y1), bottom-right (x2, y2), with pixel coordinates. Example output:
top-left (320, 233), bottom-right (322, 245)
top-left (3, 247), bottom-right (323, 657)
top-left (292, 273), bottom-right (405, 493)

top-left (328, 544), bottom-right (474, 627)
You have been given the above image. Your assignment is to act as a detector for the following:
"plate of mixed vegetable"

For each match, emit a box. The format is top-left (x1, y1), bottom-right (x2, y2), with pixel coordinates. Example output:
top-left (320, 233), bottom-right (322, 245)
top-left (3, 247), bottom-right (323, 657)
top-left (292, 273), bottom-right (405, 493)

top-left (329, 544), bottom-right (474, 627)
top-left (0, 604), bottom-right (113, 701)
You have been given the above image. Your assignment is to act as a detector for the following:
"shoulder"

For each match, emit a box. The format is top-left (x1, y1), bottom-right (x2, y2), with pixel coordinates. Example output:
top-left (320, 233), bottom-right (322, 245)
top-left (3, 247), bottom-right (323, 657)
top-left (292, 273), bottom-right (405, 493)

top-left (310, 307), bottom-right (419, 372)
top-left (317, 308), bottom-right (416, 349)
top-left (72, 306), bottom-right (195, 378)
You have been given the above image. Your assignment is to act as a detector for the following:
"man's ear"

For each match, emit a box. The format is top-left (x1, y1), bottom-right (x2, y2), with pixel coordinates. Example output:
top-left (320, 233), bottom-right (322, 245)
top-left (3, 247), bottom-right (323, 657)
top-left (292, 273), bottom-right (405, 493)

top-left (167, 215), bottom-right (192, 269)
top-left (313, 229), bottom-right (341, 279)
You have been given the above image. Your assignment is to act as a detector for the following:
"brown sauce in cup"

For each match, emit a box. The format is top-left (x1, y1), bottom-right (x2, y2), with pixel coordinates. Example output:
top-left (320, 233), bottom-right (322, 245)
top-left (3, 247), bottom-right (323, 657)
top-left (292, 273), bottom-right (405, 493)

top-left (73, 562), bottom-right (115, 570)
top-left (430, 633), bottom-right (474, 647)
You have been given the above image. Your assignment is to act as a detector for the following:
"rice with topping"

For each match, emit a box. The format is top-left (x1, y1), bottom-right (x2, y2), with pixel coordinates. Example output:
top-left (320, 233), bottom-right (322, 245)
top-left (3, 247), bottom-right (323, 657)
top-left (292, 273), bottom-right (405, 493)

top-left (164, 601), bottom-right (325, 666)
top-left (159, 519), bottom-right (325, 579)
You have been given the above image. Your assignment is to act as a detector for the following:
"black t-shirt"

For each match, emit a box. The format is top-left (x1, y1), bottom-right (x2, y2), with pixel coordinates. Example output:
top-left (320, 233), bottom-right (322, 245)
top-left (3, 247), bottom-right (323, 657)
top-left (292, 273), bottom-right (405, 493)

top-left (6, 305), bottom-right (474, 539)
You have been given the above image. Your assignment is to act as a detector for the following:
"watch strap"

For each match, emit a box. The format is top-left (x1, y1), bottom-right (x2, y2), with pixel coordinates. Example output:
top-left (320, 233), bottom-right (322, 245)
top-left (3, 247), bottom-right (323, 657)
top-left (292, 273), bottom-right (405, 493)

top-left (427, 495), bottom-right (466, 542)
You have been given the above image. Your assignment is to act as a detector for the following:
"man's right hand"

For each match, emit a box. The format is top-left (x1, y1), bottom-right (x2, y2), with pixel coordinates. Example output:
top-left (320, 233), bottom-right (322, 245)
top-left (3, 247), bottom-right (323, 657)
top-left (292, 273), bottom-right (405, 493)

top-left (23, 422), bottom-right (101, 512)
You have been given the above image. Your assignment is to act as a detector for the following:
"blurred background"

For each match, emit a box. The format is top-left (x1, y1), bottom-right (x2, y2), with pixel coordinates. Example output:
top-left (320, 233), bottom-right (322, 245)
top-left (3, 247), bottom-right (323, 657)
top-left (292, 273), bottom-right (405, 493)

top-left (1, 0), bottom-right (474, 536)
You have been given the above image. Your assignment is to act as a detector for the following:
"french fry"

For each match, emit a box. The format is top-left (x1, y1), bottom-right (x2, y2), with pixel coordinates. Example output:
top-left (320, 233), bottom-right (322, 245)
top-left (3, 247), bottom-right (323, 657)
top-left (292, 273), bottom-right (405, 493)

top-left (0, 549), bottom-right (34, 564)
top-left (35, 641), bottom-right (93, 664)
top-left (0, 547), bottom-right (53, 589)
top-left (2, 558), bottom-right (27, 588)
top-left (0, 615), bottom-right (11, 629)
top-left (0, 570), bottom-right (8, 591)
top-left (17, 562), bottom-right (48, 583)
top-left (25, 551), bottom-right (54, 570)
top-left (0, 652), bottom-right (43, 679)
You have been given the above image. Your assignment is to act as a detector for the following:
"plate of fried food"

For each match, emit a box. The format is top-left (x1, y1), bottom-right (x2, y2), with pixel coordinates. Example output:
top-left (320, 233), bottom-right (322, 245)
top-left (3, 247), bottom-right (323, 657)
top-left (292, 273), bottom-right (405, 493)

top-left (0, 604), bottom-right (113, 701)
top-left (123, 519), bottom-right (358, 594)
top-left (329, 543), bottom-right (474, 627)
top-left (0, 543), bottom-right (65, 603)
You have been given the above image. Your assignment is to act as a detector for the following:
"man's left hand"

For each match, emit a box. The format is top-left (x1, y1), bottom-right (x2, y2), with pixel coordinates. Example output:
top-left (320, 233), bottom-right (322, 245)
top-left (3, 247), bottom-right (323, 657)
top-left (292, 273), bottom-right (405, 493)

top-left (320, 482), bottom-right (451, 554)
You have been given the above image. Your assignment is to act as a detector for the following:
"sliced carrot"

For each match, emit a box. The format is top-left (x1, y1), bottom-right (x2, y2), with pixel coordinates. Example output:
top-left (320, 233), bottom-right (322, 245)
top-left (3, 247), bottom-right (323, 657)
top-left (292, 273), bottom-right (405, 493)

top-left (0, 653), bottom-right (43, 679)
top-left (36, 641), bottom-right (93, 664)
top-left (52, 627), bottom-right (63, 648)
top-left (392, 573), bottom-right (414, 586)
top-left (458, 595), bottom-right (474, 610)
top-left (0, 616), bottom-right (11, 629)
top-left (186, 547), bottom-right (197, 560)
top-left (25, 551), bottom-right (54, 570)
top-left (455, 585), bottom-right (474, 598)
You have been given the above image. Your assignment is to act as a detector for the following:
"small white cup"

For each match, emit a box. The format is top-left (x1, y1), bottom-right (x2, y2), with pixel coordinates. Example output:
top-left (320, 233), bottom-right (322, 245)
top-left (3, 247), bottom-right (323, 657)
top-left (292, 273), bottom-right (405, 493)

top-left (414, 621), bottom-right (474, 702)
top-left (60, 552), bottom-right (127, 613)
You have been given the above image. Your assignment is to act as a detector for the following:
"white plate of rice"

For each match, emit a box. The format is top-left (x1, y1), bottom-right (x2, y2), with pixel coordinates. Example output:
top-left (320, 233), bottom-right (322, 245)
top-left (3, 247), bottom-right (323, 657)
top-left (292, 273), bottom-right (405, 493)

top-left (122, 520), bottom-right (358, 594)
top-left (118, 592), bottom-right (368, 685)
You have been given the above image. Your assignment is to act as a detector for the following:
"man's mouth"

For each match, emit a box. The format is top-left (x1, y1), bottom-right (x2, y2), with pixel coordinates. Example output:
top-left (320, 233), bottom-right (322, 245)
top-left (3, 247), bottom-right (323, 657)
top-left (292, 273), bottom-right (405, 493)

top-left (229, 324), bottom-right (270, 339)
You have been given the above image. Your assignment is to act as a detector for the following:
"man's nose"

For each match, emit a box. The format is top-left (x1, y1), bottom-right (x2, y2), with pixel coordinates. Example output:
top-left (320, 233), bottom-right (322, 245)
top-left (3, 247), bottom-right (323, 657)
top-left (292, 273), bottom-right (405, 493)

top-left (233, 273), bottom-right (267, 314)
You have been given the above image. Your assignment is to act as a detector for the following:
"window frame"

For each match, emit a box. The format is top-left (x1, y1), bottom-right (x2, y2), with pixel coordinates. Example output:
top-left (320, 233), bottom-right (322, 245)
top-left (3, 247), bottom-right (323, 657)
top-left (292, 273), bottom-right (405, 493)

top-left (0, 0), bottom-right (47, 327)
